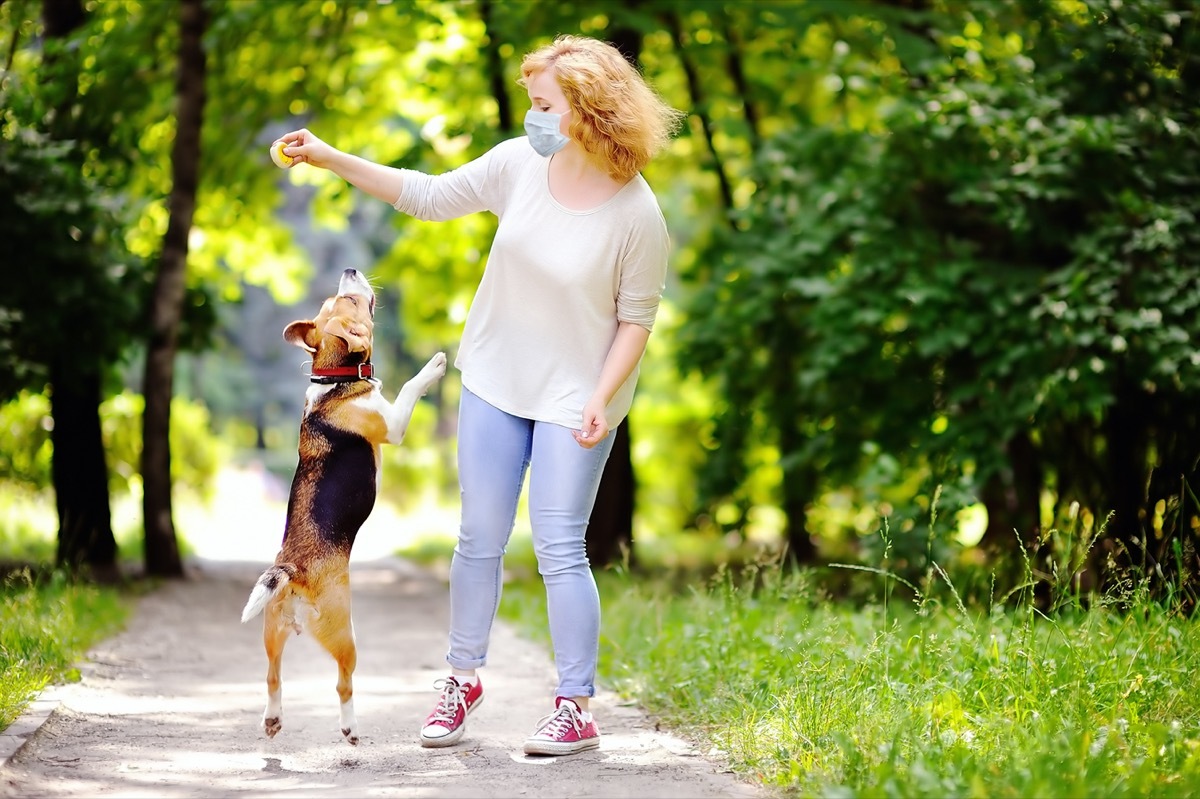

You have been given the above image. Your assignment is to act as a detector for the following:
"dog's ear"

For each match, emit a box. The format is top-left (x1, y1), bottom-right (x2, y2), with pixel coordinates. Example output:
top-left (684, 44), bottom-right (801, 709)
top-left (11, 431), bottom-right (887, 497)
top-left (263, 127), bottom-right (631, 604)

top-left (323, 316), bottom-right (371, 353)
top-left (283, 320), bottom-right (318, 354)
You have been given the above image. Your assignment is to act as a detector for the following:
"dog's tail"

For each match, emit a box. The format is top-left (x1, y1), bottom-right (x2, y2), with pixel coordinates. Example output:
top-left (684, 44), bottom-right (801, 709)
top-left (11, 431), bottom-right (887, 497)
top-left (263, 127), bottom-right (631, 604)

top-left (241, 564), bottom-right (297, 623)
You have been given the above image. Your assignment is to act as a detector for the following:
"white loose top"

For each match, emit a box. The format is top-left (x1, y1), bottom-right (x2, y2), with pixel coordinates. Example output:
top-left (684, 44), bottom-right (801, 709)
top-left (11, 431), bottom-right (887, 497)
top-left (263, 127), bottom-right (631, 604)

top-left (393, 136), bottom-right (670, 429)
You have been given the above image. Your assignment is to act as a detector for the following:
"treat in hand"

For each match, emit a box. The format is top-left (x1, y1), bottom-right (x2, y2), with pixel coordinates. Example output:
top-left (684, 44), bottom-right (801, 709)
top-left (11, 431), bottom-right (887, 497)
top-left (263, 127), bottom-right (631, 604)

top-left (270, 140), bottom-right (294, 168)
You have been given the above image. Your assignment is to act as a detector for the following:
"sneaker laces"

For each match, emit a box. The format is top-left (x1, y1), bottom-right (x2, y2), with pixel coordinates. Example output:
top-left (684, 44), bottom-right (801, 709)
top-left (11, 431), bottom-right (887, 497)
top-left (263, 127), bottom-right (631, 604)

top-left (534, 701), bottom-right (584, 739)
top-left (427, 678), bottom-right (465, 725)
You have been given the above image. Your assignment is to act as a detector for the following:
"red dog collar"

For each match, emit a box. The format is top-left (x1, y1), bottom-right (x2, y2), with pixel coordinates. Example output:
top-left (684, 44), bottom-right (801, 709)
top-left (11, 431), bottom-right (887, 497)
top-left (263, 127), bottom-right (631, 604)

top-left (310, 363), bottom-right (374, 383)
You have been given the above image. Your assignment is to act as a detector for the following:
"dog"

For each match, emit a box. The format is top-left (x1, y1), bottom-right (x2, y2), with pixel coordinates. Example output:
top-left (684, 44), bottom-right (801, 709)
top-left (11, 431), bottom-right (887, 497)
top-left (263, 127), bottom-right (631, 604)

top-left (240, 267), bottom-right (446, 745)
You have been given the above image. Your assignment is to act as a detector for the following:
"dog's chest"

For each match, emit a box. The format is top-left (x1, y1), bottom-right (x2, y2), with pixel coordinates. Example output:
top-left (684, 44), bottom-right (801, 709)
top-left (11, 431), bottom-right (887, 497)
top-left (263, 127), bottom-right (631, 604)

top-left (290, 397), bottom-right (382, 548)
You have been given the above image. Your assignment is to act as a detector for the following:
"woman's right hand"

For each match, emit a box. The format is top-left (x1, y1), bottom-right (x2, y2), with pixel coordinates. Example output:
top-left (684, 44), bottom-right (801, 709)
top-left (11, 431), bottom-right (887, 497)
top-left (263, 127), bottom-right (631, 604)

top-left (272, 128), bottom-right (407, 206)
top-left (274, 128), bottom-right (336, 170)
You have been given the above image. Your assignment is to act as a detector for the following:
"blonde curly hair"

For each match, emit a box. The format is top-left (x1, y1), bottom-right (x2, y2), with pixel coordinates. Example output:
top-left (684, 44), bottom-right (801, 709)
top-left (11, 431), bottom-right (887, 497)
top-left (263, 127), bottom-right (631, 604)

top-left (519, 34), bottom-right (684, 181)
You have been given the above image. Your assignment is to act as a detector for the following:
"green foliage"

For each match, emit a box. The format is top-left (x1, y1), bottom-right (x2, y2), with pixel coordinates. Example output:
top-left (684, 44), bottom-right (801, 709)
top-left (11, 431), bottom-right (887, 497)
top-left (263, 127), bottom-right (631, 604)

top-left (0, 126), bottom-right (144, 402)
top-left (0, 569), bottom-right (128, 730)
top-left (6, 0), bottom-right (1198, 596)
top-left (677, 0), bottom-right (1200, 584)
top-left (0, 393), bottom-right (53, 488)
top-left (0, 486), bottom-right (57, 564)
top-left (100, 391), bottom-right (227, 500)
top-left (0, 390), bottom-right (225, 498)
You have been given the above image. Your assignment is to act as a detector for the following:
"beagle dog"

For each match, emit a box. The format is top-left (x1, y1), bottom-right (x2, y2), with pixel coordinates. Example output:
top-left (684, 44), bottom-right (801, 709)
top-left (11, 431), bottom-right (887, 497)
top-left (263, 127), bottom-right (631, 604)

top-left (241, 267), bottom-right (446, 745)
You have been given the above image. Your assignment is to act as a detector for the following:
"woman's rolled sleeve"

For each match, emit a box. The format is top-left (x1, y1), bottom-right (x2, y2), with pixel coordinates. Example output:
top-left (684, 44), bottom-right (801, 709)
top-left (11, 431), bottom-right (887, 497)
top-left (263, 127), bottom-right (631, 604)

top-left (615, 212), bottom-right (670, 331)
top-left (616, 289), bottom-right (662, 330)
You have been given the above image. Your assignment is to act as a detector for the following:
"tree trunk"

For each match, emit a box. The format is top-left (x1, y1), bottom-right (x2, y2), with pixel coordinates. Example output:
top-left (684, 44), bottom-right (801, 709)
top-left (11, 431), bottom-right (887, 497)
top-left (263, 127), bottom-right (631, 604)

top-left (660, 7), bottom-right (736, 227)
top-left (715, 7), bottom-right (760, 153)
top-left (42, 0), bottom-right (83, 37)
top-left (41, 0), bottom-right (119, 582)
top-left (50, 362), bottom-right (119, 581)
top-left (779, 423), bottom-right (819, 565)
top-left (1103, 381), bottom-right (1151, 580)
top-left (782, 491), bottom-right (819, 565)
top-left (142, 0), bottom-right (205, 577)
top-left (1143, 402), bottom-right (1200, 608)
top-left (587, 422), bottom-right (636, 569)
top-left (979, 430), bottom-right (1043, 558)
top-left (478, 0), bottom-right (513, 135)
top-left (585, 17), bottom-right (643, 570)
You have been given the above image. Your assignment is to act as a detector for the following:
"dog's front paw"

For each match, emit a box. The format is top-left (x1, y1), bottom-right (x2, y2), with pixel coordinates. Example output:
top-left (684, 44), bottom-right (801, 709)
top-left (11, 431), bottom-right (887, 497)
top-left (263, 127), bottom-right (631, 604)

top-left (415, 352), bottom-right (447, 392)
top-left (342, 726), bottom-right (359, 746)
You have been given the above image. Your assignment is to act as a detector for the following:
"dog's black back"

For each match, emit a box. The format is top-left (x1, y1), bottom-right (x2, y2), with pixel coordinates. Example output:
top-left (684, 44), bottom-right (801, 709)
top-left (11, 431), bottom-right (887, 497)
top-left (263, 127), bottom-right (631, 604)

top-left (282, 391), bottom-right (379, 556)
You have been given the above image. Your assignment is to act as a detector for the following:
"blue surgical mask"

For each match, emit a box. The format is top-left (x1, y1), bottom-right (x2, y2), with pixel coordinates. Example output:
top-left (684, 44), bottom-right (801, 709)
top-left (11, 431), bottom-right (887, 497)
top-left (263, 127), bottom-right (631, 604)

top-left (524, 110), bottom-right (570, 157)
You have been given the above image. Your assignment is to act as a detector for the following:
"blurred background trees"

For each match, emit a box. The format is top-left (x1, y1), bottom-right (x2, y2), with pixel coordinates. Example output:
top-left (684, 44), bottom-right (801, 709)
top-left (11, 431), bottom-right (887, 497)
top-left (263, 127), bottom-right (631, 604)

top-left (1, 0), bottom-right (1196, 605)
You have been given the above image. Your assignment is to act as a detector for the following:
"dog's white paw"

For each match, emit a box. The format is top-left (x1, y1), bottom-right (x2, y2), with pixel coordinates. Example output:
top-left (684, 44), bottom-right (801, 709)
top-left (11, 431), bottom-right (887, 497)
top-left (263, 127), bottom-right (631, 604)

top-left (416, 352), bottom-right (447, 391)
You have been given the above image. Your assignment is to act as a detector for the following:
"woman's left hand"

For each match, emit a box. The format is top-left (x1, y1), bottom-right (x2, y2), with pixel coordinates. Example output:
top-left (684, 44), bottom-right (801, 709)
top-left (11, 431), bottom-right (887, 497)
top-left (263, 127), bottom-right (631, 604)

top-left (574, 398), bottom-right (610, 449)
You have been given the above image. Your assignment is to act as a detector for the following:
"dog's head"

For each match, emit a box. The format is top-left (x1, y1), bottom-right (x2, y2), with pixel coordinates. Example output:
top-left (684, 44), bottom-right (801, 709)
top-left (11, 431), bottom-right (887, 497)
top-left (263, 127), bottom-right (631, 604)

top-left (283, 268), bottom-right (376, 368)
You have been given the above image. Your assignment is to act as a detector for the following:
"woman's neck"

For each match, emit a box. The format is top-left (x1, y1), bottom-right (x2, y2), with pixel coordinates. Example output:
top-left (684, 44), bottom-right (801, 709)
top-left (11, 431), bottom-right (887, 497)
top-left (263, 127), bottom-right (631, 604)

top-left (553, 144), bottom-right (609, 180)
top-left (547, 146), bottom-right (628, 211)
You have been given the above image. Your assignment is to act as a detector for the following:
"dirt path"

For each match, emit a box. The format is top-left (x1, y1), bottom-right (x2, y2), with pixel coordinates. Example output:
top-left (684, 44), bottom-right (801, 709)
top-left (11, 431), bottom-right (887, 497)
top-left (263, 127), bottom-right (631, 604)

top-left (1, 556), bottom-right (768, 799)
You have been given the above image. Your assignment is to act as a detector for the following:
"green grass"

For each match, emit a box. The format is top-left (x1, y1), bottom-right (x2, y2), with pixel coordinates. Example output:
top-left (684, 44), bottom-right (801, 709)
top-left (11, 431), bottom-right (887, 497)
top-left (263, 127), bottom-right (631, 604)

top-left (398, 530), bottom-right (1200, 798)
top-left (591, 566), bottom-right (1200, 797)
top-left (0, 484), bottom-right (136, 732)
top-left (0, 568), bottom-right (129, 730)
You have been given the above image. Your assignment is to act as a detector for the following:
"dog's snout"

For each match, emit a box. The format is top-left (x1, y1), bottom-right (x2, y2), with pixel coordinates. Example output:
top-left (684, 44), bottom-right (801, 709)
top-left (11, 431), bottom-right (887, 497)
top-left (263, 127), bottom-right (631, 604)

top-left (339, 269), bottom-right (365, 291)
top-left (337, 270), bottom-right (375, 314)
top-left (336, 268), bottom-right (372, 293)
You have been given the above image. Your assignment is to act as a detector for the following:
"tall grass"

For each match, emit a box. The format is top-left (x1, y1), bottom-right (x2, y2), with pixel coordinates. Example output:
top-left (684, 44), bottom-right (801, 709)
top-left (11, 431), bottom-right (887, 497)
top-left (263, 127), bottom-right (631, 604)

top-left (0, 569), bottom-right (129, 730)
top-left (591, 566), bottom-right (1199, 796)
top-left (490, 519), bottom-right (1200, 798)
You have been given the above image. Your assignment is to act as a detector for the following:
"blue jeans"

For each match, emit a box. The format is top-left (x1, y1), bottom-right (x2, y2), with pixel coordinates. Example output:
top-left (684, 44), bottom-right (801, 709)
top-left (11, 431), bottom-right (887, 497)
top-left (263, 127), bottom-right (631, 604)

top-left (447, 387), bottom-right (616, 699)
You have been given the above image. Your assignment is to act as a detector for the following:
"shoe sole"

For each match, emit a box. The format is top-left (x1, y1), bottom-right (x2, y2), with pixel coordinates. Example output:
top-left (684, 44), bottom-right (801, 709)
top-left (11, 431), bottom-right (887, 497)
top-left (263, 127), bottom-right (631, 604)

top-left (522, 736), bottom-right (600, 756)
top-left (419, 694), bottom-right (484, 748)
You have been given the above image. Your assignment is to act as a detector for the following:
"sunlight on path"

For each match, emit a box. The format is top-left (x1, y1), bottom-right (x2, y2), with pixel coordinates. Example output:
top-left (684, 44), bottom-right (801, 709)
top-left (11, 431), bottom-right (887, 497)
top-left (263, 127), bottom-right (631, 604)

top-left (180, 464), bottom-right (458, 564)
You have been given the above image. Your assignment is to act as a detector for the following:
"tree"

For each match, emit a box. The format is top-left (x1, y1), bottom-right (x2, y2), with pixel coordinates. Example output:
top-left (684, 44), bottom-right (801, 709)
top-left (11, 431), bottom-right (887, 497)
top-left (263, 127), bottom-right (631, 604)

top-left (39, 0), bottom-right (119, 580)
top-left (141, 0), bottom-right (206, 577)
top-left (0, 128), bottom-right (126, 581)
top-left (678, 0), bottom-right (1200, 596)
top-left (0, 0), bottom-right (159, 579)
top-left (585, 11), bottom-right (646, 570)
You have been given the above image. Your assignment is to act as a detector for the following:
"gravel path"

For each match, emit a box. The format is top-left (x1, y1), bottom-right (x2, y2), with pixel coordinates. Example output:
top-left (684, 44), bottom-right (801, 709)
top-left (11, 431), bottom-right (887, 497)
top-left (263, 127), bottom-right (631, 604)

top-left (1, 556), bottom-right (767, 799)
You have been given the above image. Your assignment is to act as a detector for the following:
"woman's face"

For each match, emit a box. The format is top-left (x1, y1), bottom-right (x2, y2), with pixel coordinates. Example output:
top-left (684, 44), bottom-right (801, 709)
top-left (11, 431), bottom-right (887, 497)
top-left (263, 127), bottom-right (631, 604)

top-left (526, 68), bottom-right (572, 136)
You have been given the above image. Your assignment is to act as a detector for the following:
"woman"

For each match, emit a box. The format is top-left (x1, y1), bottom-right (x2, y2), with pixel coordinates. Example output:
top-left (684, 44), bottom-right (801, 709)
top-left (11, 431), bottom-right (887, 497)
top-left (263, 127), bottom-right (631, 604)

top-left (273, 33), bottom-right (681, 756)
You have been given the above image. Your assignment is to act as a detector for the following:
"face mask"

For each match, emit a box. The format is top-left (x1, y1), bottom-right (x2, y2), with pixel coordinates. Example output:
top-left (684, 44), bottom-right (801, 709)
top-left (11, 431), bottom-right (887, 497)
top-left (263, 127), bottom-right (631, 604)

top-left (524, 110), bottom-right (570, 157)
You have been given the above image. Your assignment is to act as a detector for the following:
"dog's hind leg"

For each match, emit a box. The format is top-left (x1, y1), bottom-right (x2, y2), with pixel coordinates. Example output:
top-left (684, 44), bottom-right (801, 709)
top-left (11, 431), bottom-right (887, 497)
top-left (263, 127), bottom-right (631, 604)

top-left (261, 597), bottom-right (292, 738)
top-left (332, 628), bottom-right (359, 746)
top-left (311, 591), bottom-right (359, 745)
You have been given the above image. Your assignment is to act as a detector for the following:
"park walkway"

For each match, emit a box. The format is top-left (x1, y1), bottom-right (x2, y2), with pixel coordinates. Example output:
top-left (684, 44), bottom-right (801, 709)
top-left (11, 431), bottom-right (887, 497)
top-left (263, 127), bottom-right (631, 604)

top-left (1, 553), bottom-right (768, 798)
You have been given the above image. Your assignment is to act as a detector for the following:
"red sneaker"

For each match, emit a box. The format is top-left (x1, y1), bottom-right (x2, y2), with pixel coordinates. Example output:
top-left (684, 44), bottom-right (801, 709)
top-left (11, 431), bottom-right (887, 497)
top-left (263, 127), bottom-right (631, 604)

top-left (522, 697), bottom-right (600, 756)
top-left (419, 676), bottom-right (483, 748)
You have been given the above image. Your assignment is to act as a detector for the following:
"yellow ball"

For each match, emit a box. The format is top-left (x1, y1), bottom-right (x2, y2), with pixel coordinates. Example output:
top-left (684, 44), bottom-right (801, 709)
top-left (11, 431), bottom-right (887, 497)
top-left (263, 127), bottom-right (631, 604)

top-left (270, 141), bottom-right (294, 168)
